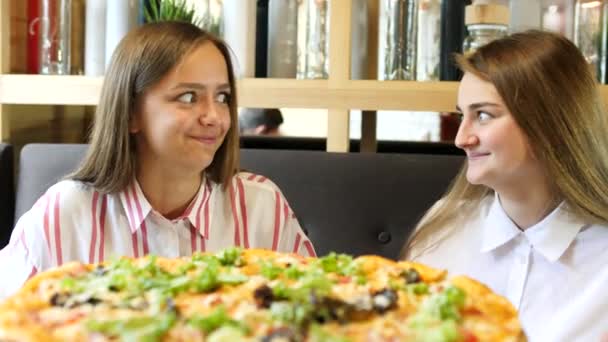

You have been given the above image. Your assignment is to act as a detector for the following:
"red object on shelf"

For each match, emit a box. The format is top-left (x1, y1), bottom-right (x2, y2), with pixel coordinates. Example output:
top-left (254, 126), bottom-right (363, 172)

top-left (27, 0), bottom-right (41, 74)
top-left (440, 112), bottom-right (461, 142)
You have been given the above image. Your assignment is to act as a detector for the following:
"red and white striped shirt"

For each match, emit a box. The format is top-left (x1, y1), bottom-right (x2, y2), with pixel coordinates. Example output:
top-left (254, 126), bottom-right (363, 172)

top-left (0, 172), bottom-right (315, 299)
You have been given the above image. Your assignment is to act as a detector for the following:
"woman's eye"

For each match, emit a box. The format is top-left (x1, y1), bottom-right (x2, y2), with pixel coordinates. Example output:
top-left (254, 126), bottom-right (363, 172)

top-left (216, 92), bottom-right (231, 104)
top-left (177, 92), bottom-right (196, 104)
top-left (454, 112), bottom-right (464, 122)
top-left (477, 111), bottom-right (492, 122)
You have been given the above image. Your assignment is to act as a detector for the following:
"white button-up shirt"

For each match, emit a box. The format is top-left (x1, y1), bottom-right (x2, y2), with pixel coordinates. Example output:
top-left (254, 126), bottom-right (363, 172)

top-left (412, 194), bottom-right (608, 341)
top-left (0, 172), bottom-right (315, 299)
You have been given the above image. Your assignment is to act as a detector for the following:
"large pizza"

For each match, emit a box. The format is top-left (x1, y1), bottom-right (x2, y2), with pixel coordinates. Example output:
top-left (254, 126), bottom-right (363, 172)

top-left (0, 248), bottom-right (525, 341)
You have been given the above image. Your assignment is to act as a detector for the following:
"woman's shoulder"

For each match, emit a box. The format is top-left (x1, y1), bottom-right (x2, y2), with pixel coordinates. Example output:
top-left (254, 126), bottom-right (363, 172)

top-left (407, 195), bottom-right (493, 260)
top-left (233, 171), bottom-right (283, 194)
top-left (48, 179), bottom-right (96, 197)
top-left (34, 180), bottom-right (100, 212)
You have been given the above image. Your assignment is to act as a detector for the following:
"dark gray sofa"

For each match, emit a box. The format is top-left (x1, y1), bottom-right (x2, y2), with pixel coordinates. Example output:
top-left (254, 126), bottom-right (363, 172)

top-left (10, 144), bottom-right (464, 259)
top-left (0, 143), bottom-right (14, 248)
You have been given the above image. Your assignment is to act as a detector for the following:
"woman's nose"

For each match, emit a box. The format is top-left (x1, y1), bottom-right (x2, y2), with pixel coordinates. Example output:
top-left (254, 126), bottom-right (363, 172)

top-left (454, 119), bottom-right (478, 149)
top-left (199, 98), bottom-right (220, 126)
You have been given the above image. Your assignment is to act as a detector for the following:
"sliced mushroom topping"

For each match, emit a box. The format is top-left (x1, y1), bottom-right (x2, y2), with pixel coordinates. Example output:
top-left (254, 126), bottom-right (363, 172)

top-left (50, 292), bottom-right (105, 308)
top-left (348, 294), bottom-right (373, 311)
top-left (49, 292), bottom-right (71, 307)
top-left (254, 284), bottom-right (274, 308)
top-left (165, 297), bottom-right (178, 315)
top-left (402, 268), bottom-right (421, 284)
top-left (93, 265), bottom-right (107, 276)
top-left (371, 288), bottom-right (398, 314)
top-left (128, 296), bottom-right (149, 310)
top-left (261, 327), bottom-right (299, 342)
top-left (309, 292), bottom-right (374, 323)
top-left (85, 297), bottom-right (102, 306)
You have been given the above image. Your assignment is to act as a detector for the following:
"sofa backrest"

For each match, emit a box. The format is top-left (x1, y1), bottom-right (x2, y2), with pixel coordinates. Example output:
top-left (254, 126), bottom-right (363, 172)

top-left (0, 143), bottom-right (14, 248)
top-left (240, 136), bottom-right (465, 155)
top-left (15, 144), bottom-right (464, 259)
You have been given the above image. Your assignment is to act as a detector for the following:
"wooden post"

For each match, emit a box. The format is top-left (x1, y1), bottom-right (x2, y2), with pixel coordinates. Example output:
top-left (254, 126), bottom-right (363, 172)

top-left (327, 0), bottom-right (352, 152)
top-left (360, 0), bottom-right (379, 153)
top-left (360, 110), bottom-right (377, 152)
top-left (0, 0), bottom-right (11, 142)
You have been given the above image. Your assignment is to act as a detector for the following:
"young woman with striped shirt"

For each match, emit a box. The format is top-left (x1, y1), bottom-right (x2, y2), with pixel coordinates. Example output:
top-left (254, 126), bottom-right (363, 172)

top-left (0, 22), bottom-right (315, 299)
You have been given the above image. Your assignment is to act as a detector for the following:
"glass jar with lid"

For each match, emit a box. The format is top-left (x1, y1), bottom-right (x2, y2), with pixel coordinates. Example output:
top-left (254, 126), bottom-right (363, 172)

top-left (462, 3), bottom-right (510, 54)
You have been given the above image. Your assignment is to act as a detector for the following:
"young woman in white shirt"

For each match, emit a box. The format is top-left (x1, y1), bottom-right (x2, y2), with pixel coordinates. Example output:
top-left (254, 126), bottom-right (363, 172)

top-left (402, 30), bottom-right (608, 341)
top-left (0, 22), bottom-right (315, 298)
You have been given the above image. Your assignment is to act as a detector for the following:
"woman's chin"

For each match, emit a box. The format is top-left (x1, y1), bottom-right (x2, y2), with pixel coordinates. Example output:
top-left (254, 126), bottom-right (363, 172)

top-left (465, 171), bottom-right (486, 186)
top-left (175, 157), bottom-right (213, 174)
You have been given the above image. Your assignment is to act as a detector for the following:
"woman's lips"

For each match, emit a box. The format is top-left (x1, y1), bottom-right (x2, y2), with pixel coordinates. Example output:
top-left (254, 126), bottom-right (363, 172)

top-left (192, 136), bottom-right (217, 144)
top-left (467, 152), bottom-right (490, 160)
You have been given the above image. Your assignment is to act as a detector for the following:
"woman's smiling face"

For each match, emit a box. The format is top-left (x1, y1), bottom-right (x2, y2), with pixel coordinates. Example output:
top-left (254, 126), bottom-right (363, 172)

top-left (455, 72), bottom-right (541, 191)
top-left (130, 42), bottom-right (232, 175)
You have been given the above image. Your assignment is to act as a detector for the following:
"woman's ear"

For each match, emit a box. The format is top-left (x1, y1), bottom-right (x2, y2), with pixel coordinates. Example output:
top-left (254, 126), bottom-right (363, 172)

top-left (129, 113), bottom-right (141, 134)
top-left (129, 101), bottom-right (142, 134)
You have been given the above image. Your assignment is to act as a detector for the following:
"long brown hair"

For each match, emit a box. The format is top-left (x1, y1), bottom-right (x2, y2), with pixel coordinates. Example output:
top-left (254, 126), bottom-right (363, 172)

top-left (70, 21), bottom-right (240, 193)
top-left (403, 30), bottom-right (608, 259)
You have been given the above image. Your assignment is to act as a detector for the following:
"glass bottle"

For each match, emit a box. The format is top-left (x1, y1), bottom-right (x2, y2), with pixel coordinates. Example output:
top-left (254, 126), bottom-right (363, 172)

top-left (297, 0), bottom-right (330, 79)
top-left (416, 0), bottom-right (441, 81)
top-left (267, 0), bottom-right (298, 78)
top-left (39, 0), bottom-right (72, 74)
top-left (439, 0), bottom-right (467, 81)
top-left (600, 0), bottom-right (608, 83)
top-left (378, 0), bottom-right (418, 80)
top-left (192, 0), bottom-right (222, 37)
top-left (541, 4), bottom-right (567, 35)
top-left (509, 0), bottom-right (541, 32)
top-left (574, 0), bottom-right (604, 82)
top-left (223, 0), bottom-right (257, 77)
top-left (462, 3), bottom-right (509, 54)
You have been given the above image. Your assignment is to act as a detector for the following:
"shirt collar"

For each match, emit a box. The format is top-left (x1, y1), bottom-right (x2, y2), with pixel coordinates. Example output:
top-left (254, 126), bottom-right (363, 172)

top-left (181, 176), bottom-right (213, 238)
top-left (119, 176), bottom-right (214, 236)
top-left (481, 193), bottom-right (586, 262)
top-left (119, 179), bottom-right (153, 234)
top-left (480, 193), bottom-right (521, 253)
top-left (524, 203), bottom-right (586, 262)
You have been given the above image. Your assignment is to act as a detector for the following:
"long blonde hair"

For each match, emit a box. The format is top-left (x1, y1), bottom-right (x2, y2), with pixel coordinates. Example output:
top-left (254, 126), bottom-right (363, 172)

top-left (70, 22), bottom-right (240, 193)
top-left (403, 30), bottom-right (608, 258)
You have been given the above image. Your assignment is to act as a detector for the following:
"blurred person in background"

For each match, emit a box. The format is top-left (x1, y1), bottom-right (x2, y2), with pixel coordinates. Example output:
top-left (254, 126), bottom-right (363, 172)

top-left (239, 108), bottom-right (284, 136)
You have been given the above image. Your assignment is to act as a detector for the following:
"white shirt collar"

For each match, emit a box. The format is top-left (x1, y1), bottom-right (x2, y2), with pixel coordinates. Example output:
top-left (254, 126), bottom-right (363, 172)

top-left (481, 193), bottom-right (586, 262)
top-left (480, 193), bottom-right (521, 253)
top-left (119, 179), bottom-right (152, 234)
top-left (119, 175), bottom-right (213, 236)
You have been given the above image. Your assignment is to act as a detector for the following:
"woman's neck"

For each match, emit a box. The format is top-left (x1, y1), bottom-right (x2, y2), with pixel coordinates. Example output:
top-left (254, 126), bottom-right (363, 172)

top-left (135, 166), bottom-right (202, 220)
top-left (496, 179), bottom-right (558, 230)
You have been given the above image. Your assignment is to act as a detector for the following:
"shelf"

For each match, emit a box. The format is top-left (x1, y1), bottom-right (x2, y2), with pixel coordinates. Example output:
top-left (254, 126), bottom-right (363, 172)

top-left (0, 75), bottom-right (103, 106)
top-left (0, 74), bottom-right (460, 112)
top-left (4, 73), bottom-right (608, 112)
top-left (239, 79), bottom-right (459, 112)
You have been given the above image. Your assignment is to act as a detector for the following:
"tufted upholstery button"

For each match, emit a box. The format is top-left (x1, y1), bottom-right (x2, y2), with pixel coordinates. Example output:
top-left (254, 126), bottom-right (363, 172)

top-left (377, 231), bottom-right (391, 244)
